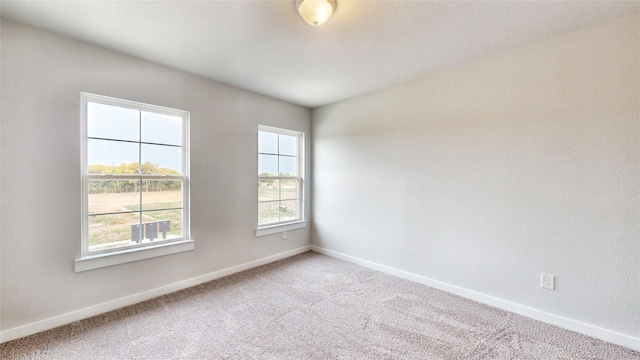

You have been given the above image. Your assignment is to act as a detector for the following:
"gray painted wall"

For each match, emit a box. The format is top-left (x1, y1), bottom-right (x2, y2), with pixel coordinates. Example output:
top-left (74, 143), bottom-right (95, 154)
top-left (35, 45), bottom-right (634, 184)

top-left (312, 13), bottom-right (639, 338)
top-left (1, 20), bottom-right (311, 332)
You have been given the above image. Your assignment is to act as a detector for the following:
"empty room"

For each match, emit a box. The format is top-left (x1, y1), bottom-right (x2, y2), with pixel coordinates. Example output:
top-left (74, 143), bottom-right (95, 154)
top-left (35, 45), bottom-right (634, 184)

top-left (1, 1), bottom-right (639, 359)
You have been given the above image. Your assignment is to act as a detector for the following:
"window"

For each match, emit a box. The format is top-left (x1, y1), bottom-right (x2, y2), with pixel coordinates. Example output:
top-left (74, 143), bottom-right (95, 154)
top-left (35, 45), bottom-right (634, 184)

top-left (258, 126), bottom-right (304, 229)
top-left (78, 93), bottom-right (191, 270)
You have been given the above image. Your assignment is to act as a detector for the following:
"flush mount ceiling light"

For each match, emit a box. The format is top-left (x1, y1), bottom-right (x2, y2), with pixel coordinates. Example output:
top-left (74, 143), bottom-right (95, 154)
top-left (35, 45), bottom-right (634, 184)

top-left (295, 0), bottom-right (336, 26)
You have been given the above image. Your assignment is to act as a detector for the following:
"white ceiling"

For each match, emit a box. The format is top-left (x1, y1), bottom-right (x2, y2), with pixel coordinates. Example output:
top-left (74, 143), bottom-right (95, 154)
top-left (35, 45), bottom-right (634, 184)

top-left (2, 1), bottom-right (639, 108)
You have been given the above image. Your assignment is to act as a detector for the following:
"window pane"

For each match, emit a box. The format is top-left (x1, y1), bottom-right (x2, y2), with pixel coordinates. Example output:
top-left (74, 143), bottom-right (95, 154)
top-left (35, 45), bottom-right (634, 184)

top-left (88, 139), bottom-right (139, 173)
top-left (141, 144), bottom-right (182, 174)
top-left (280, 179), bottom-right (298, 201)
top-left (259, 179), bottom-right (280, 202)
top-left (88, 212), bottom-right (141, 252)
top-left (259, 154), bottom-right (278, 176)
top-left (258, 202), bottom-right (279, 225)
top-left (141, 181), bottom-right (182, 211)
top-left (280, 200), bottom-right (298, 222)
top-left (279, 156), bottom-right (297, 176)
top-left (141, 112), bottom-right (182, 146)
top-left (142, 210), bottom-right (182, 240)
top-left (87, 102), bottom-right (139, 141)
top-left (258, 131), bottom-right (278, 154)
top-left (279, 134), bottom-right (297, 156)
top-left (89, 180), bottom-right (141, 214)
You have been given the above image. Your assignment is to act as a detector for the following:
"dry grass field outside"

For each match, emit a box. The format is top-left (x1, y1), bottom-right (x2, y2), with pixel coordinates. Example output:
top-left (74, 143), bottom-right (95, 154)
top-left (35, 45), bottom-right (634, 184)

top-left (258, 180), bottom-right (298, 225)
top-left (88, 180), bottom-right (300, 251)
top-left (88, 190), bottom-right (182, 250)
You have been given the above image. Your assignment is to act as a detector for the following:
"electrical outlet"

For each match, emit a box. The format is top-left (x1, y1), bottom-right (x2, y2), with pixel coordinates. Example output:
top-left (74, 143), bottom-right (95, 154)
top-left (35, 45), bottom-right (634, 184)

top-left (282, 231), bottom-right (287, 240)
top-left (541, 273), bottom-right (555, 290)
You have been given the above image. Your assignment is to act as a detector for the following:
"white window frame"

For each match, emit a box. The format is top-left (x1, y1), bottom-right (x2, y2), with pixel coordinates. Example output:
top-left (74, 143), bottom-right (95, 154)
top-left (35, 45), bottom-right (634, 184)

top-left (76, 93), bottom-right (193, 272)
top-left (256, 125), bottom-right (306, 236)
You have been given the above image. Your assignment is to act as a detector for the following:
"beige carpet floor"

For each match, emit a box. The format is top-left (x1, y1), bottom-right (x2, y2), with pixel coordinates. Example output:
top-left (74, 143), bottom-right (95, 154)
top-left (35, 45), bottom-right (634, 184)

top-left (1, 251), bottom-right (639, 359)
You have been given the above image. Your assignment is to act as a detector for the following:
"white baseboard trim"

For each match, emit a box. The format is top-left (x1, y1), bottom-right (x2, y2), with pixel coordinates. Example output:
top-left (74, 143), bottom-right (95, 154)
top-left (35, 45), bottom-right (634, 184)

top-left (311, 245), bottom-right (640, 352)
top-left (1, 245), bottom-right (311, 344)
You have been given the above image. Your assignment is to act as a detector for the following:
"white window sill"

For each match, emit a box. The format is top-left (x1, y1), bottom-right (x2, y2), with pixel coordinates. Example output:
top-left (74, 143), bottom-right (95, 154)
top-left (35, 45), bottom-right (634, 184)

top-left (256, 220), bottom-right (307, 237)
top-left (75, 239), bottom-right (195, 272)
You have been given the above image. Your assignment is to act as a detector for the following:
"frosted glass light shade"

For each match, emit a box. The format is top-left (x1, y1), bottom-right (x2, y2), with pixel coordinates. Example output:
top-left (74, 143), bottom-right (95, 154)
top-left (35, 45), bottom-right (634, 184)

top-left (296, 0), bottom-right (336, 26)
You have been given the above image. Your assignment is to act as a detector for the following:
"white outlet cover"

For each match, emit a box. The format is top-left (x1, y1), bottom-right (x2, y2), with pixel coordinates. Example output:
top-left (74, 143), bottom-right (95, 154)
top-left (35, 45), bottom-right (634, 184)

top-left (541, 273), bottom-right (555, 290)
